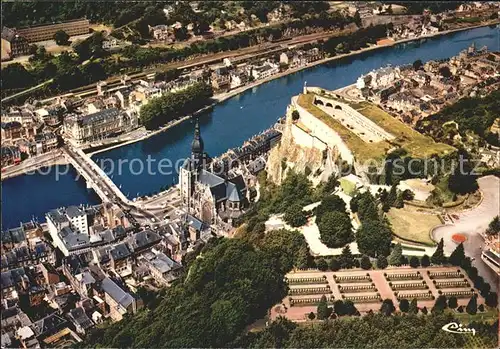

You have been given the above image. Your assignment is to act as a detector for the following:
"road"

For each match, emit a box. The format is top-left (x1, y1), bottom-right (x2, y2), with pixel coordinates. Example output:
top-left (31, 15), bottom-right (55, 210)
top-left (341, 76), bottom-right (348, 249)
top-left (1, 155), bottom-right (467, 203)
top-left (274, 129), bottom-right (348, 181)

top-left (432, 176), bottom-right (500, 291)
top-left (64, 146), bottom-right (163, 227)
top-left (1, 150), bottom-right (66, 180)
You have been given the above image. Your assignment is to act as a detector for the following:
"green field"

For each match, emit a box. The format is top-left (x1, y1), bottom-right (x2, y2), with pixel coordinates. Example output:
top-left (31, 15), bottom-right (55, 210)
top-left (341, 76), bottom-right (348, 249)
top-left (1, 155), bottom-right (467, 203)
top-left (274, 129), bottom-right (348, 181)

top-left (339, 178), bottom-right (356, 196)
top-left (386, 207), bottom-right (440, 246)
top-left (297, 93), bottom-right (455, 162)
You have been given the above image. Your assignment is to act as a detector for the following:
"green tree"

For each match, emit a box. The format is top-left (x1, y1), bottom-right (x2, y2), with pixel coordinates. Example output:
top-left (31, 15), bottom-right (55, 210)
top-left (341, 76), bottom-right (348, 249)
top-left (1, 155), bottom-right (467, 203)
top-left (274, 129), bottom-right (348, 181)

top-left (486, 216), bottom-right (500, 236)
top-left (334, 300), bottom-right (346, 316)
top-left (399, 299), bottom-right (410, 313)
top-left (328, 257), bottom-right (341, 271)
top-left (308, 312), bottom-right (315, 320)
top-left (449, 243), bottom-right (465, 266)
top-left (315, 195), bottom-right (346, 221)
top-left (409, 256), bottom-right (420, 268)
top-left (485, 292), bottom-right (498, 307)
top-left (376, 255), bottom-right (388, 269)
top-left (394, 192), bottom-right (404, 208)
top-left (54, 29), bottom-right (70, 45)
top-left (448, 296), bottom-right (458, 309)
top-left (317, 295), bottom-right (330, 320)
top-left (343, 300), bottom-right (358, 315)
top-left (466, 295), bottom-right (477, 315)
top-left (339, 245), bottom-right (355, 269)
top-left (316, 258), bottom-right (328, 271)
top-left (360, 255), bottom-right (372, 270)
top-left (408, 298), bottom-right (418, 314)
top-left (380, 299), bottom-right (395, 316)
top-left (291, 110), bottom-right (300, 121)
top-left (421, 254), bottom-right (431, 267)
top-left (388, 243), bottom-right (403, 266)
top-left (431, 238), bottom-right (447, 265)
top-left (386, 184), bottom-right (398, 207)
top-left (357, 220), bottom-right (393, 257)
top-left (317, 211), bottom-right (353, 248)
top-left (296, 246), bottom-right (310, 269)
top-left (413, 59), bottom-right (423, 71)
top-left (284, 204), bottom-right (307, 227)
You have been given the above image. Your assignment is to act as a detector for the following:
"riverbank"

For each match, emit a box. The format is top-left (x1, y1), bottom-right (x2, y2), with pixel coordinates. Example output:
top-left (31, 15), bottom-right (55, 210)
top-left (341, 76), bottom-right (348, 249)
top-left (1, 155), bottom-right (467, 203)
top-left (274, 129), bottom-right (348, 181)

top-left (85, 20), bottom-right (500, 157)
top-left (6, 21), bottom-right (498, 172)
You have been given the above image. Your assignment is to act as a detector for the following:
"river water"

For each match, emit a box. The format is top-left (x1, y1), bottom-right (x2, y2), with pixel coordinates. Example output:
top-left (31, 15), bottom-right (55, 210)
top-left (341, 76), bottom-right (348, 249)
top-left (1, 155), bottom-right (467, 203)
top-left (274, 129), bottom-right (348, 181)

top-left (2, 26), bottom-right (499, 229)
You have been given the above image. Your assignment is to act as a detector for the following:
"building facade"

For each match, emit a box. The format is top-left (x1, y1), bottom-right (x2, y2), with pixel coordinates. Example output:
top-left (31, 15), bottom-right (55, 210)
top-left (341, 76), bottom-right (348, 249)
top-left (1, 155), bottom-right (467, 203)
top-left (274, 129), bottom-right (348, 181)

top-left (17, 18), bottom-right (89, 43)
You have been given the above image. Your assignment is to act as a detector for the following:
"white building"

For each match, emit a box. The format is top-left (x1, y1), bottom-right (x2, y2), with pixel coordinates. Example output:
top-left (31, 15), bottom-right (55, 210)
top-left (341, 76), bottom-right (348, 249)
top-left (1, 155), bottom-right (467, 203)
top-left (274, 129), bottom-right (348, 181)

top-left (46, 207), bottom-right (90, 256)
top-left (251, 62), bottom-right (279, 80)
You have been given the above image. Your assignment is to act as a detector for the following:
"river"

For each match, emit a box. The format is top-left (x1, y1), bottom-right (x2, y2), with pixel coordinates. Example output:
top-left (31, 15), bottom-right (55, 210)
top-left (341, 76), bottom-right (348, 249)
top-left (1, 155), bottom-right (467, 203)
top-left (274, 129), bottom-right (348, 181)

top-left (2, 25), bottom-right (499, 229)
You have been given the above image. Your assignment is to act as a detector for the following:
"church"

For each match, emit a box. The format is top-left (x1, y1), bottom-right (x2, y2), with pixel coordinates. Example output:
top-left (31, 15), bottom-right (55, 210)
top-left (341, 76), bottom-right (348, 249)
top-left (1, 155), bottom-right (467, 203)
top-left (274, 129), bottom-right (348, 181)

top-left (179, 120), bottom-right (247, 225)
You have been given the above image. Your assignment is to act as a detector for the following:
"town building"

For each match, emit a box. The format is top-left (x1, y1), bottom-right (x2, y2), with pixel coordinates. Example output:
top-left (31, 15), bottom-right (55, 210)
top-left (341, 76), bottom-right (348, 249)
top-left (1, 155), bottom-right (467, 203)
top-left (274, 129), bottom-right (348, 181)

top-left (1, 27), bottom-right (30, 60)
top-left (180, 121), bottom-right (247, 225)
top-left (63, 108), bottom-right (138, 145)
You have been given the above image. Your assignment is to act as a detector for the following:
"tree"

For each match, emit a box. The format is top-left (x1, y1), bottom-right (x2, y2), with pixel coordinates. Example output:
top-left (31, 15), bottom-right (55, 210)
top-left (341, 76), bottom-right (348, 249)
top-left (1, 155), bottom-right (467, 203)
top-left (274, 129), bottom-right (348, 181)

top-left (409, 256), bottom-right (420, 268)
top-left (421, 255), bottom-right (430, 267)
top-left (466, 295), bottom-right (477, 315)
top-left (380, 299), bottom-right (395, 316)
top-left (339, 245), bottom-right (355, 269)
top-left (316, 258), bottom-right (328, 271)
top-left (308, 312), bottom-right (315, 320)
top-left (284, 204), bottom-right (307, 227)
top-left (449, 243), bottom-right (465, 266)
top-left (328, 257), bottom-right (341, 271)
top-left (376, 255), bottom-right (388, 269)
top-left (485, 292), bottom-right (498, 308)
top-left (360, 255), bottom-right (372, 270)
top-left (448, 296), bottom-right (458, 309)
top-left (343, 300), bottom-right (358, 316)
top-left (54, 30), bottom-right (70, 45)
top-left (333, 300), bottom-right (346, 316)
top-left (413, 59), bottom-right (423, 71)
top-left (296, 247), bottom-right (310, 269)
top-left (402, 189), bottom-right (415, 201)
top-left (357, 220), bottom-right (393, 257)
top-left (439, 66), bottom-right (452, 78)
top-left (317, 295), bottom-right (330, 320)
top-left (432, 295), bottom-right (447, 314)
top-left (317, 211), bottom-right (353, 248)
top-left (431, 238), bottom-right (447, 265)
top-left (486, 216), bottom-right (500, 236)
top-left (386, 184), bottom-right (398, 207)
top-left (388, 243), bottom-right (403, 266)
top-left (394, 193), bottom-right (404, 208)
top-left (315, 195), bottom-right (346, 220)
top-left (353, 11), bottom-right (362, 27)
top-left (1, 63), bottom-right (34, 90)
top-left (399, 299), bottom-right (409, 313)
top-left (409, 298), bottom-right (418, 314)
top-left (291, 110), bottom-right (300, 121)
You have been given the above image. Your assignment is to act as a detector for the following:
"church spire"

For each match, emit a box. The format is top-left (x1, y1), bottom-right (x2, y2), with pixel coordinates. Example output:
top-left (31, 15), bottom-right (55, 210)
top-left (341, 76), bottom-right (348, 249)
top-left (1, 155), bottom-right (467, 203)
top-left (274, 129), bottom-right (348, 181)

top-left (191, 118), bottom-right (204, 161)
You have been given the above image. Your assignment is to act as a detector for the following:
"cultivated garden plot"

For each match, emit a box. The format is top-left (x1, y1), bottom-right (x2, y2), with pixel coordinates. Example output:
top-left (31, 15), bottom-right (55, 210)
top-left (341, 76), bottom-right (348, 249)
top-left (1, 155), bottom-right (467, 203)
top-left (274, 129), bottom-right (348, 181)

top-left (271, 266), bottom-right (487, 322)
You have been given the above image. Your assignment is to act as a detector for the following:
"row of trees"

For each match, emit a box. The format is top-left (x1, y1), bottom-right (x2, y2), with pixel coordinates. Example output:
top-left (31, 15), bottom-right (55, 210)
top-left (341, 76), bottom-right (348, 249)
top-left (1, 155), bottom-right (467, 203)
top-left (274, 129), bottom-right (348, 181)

top-left (236, 312), bottom-right (497, 348)
top-left (139, 82), bottom-right (213, 129)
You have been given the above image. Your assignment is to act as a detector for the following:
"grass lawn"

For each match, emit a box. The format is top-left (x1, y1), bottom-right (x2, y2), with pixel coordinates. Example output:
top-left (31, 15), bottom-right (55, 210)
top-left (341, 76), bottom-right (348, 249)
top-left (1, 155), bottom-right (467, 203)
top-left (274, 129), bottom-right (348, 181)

top-left (339, 178), bottom-right (356, 196)
top-left (298, 93), bottom-right (455, 163)
top-left (386, 207), bottom-right (440, 246)
top-left (351, 102), bottom-right (455, 159)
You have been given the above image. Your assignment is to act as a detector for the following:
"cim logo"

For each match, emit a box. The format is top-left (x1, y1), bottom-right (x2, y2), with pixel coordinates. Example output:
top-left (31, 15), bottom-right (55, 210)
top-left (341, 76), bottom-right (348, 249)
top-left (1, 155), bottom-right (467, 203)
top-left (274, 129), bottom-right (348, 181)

top-left (441, 322), bottom-right (476, 336)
